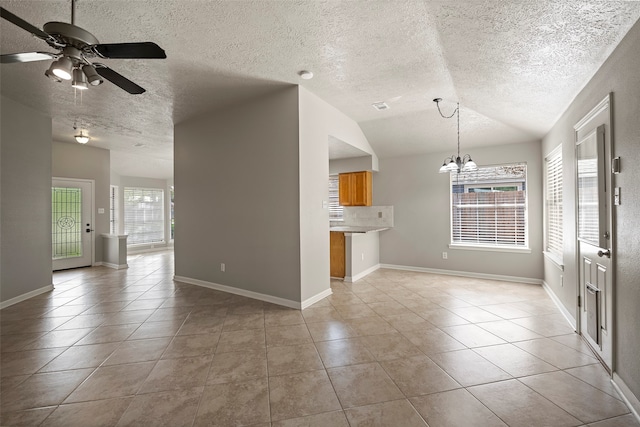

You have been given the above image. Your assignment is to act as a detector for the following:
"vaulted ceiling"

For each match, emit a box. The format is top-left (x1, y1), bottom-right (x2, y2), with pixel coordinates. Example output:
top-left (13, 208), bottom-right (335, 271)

top-left (2, 1), bottom-right (639, 179)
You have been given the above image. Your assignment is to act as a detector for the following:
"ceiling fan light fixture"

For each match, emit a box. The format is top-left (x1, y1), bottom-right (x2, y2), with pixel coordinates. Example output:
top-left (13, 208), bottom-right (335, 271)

top-left (44, 68), bottom-right (63, 82)
top-left (51, 57), bottom-right (73, 80)
top-left (71, 68), bottom-right (88, 90)
top-left (82, 64), bottom-right (103, 86)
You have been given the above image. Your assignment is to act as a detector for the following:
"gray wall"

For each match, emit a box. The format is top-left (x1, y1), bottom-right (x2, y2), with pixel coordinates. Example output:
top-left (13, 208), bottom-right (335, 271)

top-left (174, 87), bottom-right (302, 302)
top-left (1, 96), bottom-right (52, 303)
top-left (329, 155), bottom-right (377, 174)
top-left (542, 19), bottom-right (640, 402)
top-left (52, 141), bottom-right (110, 263)
top-left (376, 140), bottom-right (543, 281)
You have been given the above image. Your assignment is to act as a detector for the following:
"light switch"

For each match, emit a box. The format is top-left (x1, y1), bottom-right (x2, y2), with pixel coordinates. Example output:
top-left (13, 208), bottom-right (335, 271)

top-left (98, 208), bottom-right (105, 214)
top-left (614, 187), bottom-right (621, 205)
top-left (322, 200), bottom-right (328, 209)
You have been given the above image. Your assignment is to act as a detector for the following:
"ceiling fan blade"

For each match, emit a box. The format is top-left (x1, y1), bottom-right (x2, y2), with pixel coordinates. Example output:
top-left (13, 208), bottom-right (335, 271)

top-left (94, 65), bottom-right (146, 94)
top-left (93, 42), bottom-right (166, 59)
top-left (0, 52), bottom-right (56, 64)
top-left (0, 7), bottom-right (52, 41)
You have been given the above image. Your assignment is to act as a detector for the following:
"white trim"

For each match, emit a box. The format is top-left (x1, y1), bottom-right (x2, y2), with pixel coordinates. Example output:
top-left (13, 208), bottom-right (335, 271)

top-left (574, 94), bottom-right (610, 132)
top-left (102, 262), bottom-right (129, 270)
top-left (173, 275), bottom-right (301, 309)
top-left (542, 280), bottom-right (576, 330)
top-left (379, 264), bottom-right (542, 285)
top-left (543, 251), bottom-right (564, 271)
top-left (0, 284), bottom-right (54, 310)
top-left (301, 288), bottom-right (333, 310)
top-left (344, 264), bottom-right (380, 283)
top-left (612, 373), bottom-right (640, 423)
top-left (448, 244), bottom-right (531, 254)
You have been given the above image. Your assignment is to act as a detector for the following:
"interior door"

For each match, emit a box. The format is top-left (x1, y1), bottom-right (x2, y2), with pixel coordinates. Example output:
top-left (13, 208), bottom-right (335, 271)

top-left (576, 123), bottom-right (613, 370)
top-left (52, 179), bottom-right (93, 270)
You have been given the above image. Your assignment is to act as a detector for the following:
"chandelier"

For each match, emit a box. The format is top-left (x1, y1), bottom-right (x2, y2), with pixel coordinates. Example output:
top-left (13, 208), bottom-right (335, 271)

top-left (434, 98), bottom-right (477, 173)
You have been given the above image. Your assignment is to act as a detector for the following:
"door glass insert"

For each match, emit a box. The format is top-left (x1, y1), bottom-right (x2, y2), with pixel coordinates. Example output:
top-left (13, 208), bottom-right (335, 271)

top-left (576, 127), bottom-right (606, 247)
top-left (52, 187), bottom-right (83, 259)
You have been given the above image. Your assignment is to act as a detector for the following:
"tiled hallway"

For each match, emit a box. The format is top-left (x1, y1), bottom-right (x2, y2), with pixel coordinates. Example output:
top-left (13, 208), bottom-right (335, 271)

top-left (1, 250), bottom-right (637, 426)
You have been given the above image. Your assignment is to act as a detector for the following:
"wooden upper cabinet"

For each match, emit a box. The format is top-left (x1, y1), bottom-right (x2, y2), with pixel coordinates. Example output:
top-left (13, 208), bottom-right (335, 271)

top-left (339, 171), bottom-right (372, 206)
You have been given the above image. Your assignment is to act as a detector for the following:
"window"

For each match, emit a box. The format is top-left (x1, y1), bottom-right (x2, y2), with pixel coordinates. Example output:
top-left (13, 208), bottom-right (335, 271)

top-left (545, 147), bottom-right (563, 260)
top-left (110, 185), bottom-right (118, 234)
top-left (124, 187), bottom-right (164, 245)
top-left (329, 175), bottom-right (343, 221)
top-left (450, 163), bottom-right (528, 249)
top-left (170, 186), bottom-right (175, 240)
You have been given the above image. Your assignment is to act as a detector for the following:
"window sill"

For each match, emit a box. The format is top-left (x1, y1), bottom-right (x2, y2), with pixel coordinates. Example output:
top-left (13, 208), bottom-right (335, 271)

top-left (543, 251), bottom-right (564, 271)
top-left (448, 243), bottom-right (531, 254)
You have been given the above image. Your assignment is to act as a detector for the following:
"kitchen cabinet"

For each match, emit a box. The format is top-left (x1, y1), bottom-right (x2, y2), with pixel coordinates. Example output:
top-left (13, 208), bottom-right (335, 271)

top-left (330, 231), bottom-right (345, 278)
top-left (339, 171), bottom-right (372, 206)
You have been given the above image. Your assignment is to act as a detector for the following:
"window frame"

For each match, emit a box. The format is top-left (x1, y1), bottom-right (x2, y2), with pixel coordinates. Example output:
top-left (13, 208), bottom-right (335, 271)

top-left (329, 174), bottom-right (344, 221)
top-left (544, 146), bottom-right (564, 268)
top-left (448, 162), bottom-right (530, 253)
top-left (123, 187), bottom-right (165, 246)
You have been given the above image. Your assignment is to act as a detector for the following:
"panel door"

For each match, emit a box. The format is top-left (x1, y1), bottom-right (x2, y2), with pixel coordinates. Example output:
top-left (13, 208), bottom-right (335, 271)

top-left (52, 179), bottom-right (93, 270)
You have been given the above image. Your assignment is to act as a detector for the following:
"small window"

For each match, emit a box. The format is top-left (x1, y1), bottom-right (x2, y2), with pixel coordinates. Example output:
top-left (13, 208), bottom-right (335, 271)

top-left (329, 175), bottom-right (343, 221)
top-left (545, 147), bottom-right (563, 260)
top-left (110, 185), bottom-right (118, 234)
top-left (124, 187), bottom-right (164, 245)
top-left (450, 163), bottom-right (528, 249)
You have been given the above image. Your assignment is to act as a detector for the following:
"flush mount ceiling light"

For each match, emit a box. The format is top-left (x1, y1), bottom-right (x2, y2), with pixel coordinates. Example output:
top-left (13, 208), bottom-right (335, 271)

top-left (298, 70), bottom-right (313, 80)
top-left (434, 98), bottom-right (477, 173)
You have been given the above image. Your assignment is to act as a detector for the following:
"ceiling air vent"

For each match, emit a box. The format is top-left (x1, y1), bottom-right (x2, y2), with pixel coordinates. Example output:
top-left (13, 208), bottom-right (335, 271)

top-left (372, 102), bottom-right (389, 111)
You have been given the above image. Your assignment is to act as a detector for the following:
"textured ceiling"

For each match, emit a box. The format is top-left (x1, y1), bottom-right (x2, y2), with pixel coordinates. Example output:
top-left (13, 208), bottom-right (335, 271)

top-left (1, 1), bottom-right (639, 179)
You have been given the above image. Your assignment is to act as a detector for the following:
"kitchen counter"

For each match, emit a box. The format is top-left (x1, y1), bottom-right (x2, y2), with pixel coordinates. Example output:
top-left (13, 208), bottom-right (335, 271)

top-left (329, 226), bottom-right (389, 233)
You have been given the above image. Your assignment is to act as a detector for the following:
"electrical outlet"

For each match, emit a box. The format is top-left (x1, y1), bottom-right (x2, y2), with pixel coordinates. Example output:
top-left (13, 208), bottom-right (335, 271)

top-left (378, 211), bottom-right (382, 218)
top-left (442, 252), bottom-right (448, 259)
top-left (361, 253), bottom-right (364, 261)
top-left (221, 263), bottom-right (225, 272)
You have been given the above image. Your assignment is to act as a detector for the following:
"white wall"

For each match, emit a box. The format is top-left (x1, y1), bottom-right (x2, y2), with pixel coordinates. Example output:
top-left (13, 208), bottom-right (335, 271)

top-left (375, 140), bottom-right (543, 282)
top-left (174, 87), bottom-right (302, 303)
top-left (52, 141), bottom-right (110, 263)
top-left (298, 87), bottom-right (379, 301)
top-left (542, 19), bottom-right (640, 406)
top-left (330, 156), bottom-right (377, 174)
top-left (1, 96), bottom-right (52, 304)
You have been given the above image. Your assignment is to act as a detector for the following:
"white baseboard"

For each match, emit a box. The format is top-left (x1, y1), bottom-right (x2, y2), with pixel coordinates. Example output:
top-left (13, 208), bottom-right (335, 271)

top-left (0, 284), bottom-right (54, 310)
top-left (102, 262), bottom-right (129, 270)
top-left (345, 264), bottom-right (381, 283)
top-left (612, 373), bottom-right (640, 423)
top-left (542, 280), bottom-right (577, 330)
top-left (173, 275), bottom-right (301, 309)
top-left (301, 288), bottom-right (333, 309)
top-left (379, 264), bottom-right (542, 285)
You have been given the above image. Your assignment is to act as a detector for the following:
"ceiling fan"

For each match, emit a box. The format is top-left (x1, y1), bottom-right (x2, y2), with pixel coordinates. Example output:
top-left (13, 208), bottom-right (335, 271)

top-left (0, 0), bottom-right (166, 94)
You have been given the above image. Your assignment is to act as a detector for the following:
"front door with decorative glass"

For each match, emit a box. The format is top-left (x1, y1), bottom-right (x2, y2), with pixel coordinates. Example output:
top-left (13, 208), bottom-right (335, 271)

top-left (52, 178), bottom-right (93, 270)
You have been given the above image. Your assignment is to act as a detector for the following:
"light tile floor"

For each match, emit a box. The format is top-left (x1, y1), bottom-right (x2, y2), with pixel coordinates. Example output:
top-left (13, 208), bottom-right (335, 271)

top-left (1, 250), bottom-right (638, 427)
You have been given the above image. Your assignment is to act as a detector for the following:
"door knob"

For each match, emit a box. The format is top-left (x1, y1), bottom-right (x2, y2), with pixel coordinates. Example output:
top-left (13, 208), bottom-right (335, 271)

top-left (597, 249), bottom-right (611, 258)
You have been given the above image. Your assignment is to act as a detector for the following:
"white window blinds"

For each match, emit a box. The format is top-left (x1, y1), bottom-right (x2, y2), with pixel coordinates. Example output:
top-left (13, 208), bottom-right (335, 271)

top-left (110, 185), bottom-right (118, 235)
top-left (450, 164), bottom-right (528, 248)
top-left (124, 187), bottom-right (164, 245)
top-left (329, 175), bottom-right (343, 220)
top-left (546, 147), bottom-right (563, 259)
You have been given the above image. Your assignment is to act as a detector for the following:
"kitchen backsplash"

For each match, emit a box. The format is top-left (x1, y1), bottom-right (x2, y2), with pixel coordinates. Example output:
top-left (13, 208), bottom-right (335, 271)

top-left (331, 206), bottom-right (394, 227)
